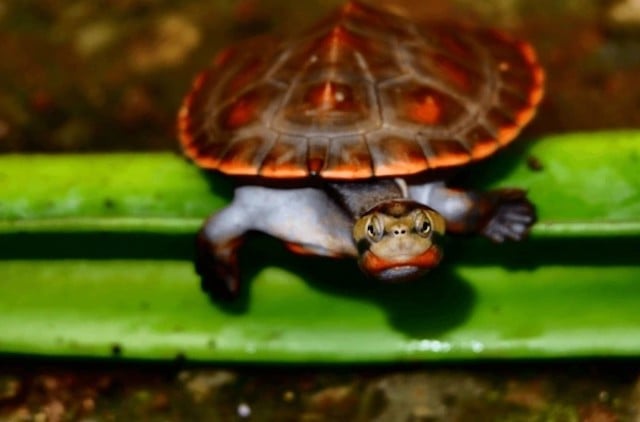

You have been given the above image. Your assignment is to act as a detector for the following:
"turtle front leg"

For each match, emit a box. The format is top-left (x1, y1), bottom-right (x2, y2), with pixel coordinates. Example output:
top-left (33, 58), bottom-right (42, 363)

top-left (474, 189), bottom-right (536, 242)
top-left (196, 185), bottom-right (357, 301)
top-left (409, 182), bottom-right (536, 242)
top-left (197, 208), bottom-right (250, 301)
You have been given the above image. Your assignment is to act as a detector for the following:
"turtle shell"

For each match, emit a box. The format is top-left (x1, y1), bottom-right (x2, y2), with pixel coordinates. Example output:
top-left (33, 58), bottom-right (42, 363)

top-left (178, 0), bottom-right (544, 179)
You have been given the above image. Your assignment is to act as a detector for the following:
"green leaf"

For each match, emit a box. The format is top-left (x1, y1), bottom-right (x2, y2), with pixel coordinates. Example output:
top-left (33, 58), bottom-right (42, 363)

top-left (0, 130), bottom-right (638, 361)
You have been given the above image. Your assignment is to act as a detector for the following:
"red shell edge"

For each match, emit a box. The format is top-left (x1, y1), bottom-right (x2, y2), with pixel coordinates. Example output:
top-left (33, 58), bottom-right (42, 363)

top-left (178, 1), bottom-right (545, 180)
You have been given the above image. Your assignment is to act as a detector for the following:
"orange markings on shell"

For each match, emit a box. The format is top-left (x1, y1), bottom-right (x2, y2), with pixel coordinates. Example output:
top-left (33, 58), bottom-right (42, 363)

top-left (304, 81), bottom-right (356, 113)
top-left (431, 54), bottom-right (478, 94)
top-left (300, 24), bottom-right (368, 66)
top-left (408, 45), bottom-right (484, 97)
top-left (437, 61), bottom-right (469, 92)
top-left (260, 162), bottom-right (308, 178)
top-left (280, 79), bottom-right (370, 129)
top-left (177, 105), bottom-right (191, 138)
top-left (320, 137), bottom-right (373, 179)
top-left (406, 91), bottom-right (442, 125)
top-left (326, 25), bottom-right (358, 49)
top-left (177, 71), bottom-right (208, 137)
top-left (177, 86), bottom-right (203, 159)
top-left (307, 137), bottom-right (328, 175)
top-left (307, 158), bottom-right (324, 175)
top-left (177, 0), bottom-right (544, 178)
top-left (527, 66), bottom-right (546, 105)
top-left (220, 92), bottom-right (260, 130)
top-left (498, 90), bottom-right (531, 121)
top-left (427, 139), bottom-right (471, 168)
top-left (497, 125), bottom-right (520, 145)
top-left (184, 135), bottom-right (225, 168)
top-left (321, 163), bottom-right (372, 179)
top-left (485, 109), bottom-right (520, 146)
top-left (298, 10), bottom-right (402, 82)
top-left (517, 41), bottom-right (538, 65)
top-left (217, 137), bottom-right (265, 175)
top-left (511, 106), bottom-right (538, 134)
top-left (373, 137), bottom-right (429, 177)
top-left (466, 126), bottom-right (500, 159)
top-left (396, 85), bottom-right (463, 127)
top-left (259, 137), bottom-right (308, 178)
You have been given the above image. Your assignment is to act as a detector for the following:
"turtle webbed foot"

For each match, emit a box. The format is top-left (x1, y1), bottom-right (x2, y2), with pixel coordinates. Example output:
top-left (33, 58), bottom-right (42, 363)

top-left (482, 189), bottom-right (536, 243)
top-left (196, 232), bottom-right (242, 301)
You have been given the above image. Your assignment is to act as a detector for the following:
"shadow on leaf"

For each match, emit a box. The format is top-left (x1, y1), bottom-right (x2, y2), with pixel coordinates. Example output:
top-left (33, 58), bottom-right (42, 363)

top-left (209, 236), bottom-right (476, 339)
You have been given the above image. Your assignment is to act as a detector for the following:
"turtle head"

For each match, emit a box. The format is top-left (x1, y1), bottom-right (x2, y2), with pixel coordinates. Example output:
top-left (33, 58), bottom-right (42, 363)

top-left (353, 200), bottom-right (446, 282)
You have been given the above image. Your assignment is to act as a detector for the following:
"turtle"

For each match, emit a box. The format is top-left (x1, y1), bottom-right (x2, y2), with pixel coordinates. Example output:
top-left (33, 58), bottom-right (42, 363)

top-left (177, 0), bottom-right (544, 301)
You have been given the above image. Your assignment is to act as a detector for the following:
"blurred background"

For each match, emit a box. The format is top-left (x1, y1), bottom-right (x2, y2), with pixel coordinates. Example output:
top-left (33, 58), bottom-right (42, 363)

top-left (1, 0), bottom-right (639, 420)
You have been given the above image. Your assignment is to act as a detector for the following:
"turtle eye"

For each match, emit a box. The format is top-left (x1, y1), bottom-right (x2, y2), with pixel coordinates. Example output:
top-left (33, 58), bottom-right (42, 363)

top-left (415, 211), bottom-right (432, 237)
top-left (366, 215), bottom-right (383, 242)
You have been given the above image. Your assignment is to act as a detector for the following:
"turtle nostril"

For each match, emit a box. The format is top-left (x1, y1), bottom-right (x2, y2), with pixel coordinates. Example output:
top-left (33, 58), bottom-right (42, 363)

top-left (393, 228), bottom-right (407, 236)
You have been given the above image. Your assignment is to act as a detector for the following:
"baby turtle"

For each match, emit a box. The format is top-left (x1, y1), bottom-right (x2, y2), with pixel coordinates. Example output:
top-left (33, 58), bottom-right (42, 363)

top-left (178, 1), bottom-right (544, 300)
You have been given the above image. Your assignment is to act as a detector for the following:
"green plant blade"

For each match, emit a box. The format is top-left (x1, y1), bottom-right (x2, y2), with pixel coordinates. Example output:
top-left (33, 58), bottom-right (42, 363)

top-left (0, 260), bottom-right (638, 361)
top-left (0, 130), bottom-right (638, 361)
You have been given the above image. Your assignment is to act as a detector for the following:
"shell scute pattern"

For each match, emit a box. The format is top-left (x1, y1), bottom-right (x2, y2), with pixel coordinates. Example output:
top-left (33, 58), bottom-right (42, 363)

top-left (179, 0), bottom-right (544, 179)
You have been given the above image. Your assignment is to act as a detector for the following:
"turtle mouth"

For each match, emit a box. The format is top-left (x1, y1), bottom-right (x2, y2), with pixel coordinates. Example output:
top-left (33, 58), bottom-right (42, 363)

top-left (359, 247), bottom-right (443, 282)
top-left (375, 265), bottom-right (429, 282)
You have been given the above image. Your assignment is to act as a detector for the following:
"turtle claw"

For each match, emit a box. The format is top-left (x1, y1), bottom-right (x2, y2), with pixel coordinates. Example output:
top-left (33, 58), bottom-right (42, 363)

top-left (482, 189), bottom-right (536, 243)
top-left (195, 232), bottom-right (242, 301)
